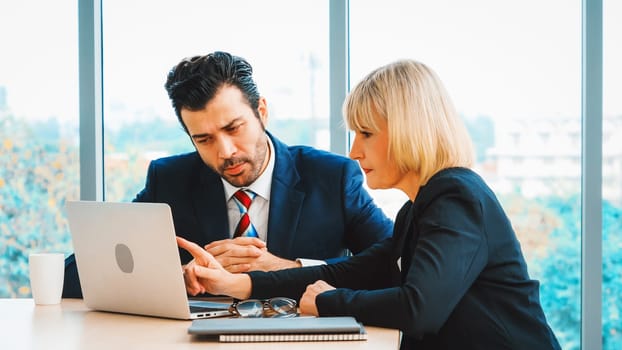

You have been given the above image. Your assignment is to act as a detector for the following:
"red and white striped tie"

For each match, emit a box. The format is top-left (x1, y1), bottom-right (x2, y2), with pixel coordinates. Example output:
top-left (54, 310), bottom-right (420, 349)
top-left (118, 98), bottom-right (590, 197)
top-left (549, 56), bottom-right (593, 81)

top-left (233, 190), bottom-right (258, 238)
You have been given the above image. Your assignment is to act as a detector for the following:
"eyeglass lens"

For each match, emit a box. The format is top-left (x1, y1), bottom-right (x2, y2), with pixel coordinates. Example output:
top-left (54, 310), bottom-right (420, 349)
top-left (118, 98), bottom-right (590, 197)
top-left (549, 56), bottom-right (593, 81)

top-left (268, 298), bottom-right (297, 315)
top-left (234, 297), bottom-right (297, 318)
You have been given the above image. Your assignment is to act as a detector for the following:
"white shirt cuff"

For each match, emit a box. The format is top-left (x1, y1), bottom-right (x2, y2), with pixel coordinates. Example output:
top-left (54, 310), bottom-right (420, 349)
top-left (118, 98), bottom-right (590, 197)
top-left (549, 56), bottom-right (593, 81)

top-left (295, 258), bottom-right (327, 267)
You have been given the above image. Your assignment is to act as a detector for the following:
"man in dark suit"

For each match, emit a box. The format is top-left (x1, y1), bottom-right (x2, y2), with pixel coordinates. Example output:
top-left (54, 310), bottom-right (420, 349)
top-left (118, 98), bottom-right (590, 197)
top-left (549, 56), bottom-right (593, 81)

top-left (62, 51), bottom-right (392, 297)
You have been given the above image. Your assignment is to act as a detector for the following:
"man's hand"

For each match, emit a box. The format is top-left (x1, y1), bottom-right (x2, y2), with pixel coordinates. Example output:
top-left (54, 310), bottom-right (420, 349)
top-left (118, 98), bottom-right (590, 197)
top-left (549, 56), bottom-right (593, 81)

top-left (299, 280), bottom-right (335, 316)
top-left (204, 237), bottom-right (301, 272)
top-left (177, 236), bottom-right (251, 300)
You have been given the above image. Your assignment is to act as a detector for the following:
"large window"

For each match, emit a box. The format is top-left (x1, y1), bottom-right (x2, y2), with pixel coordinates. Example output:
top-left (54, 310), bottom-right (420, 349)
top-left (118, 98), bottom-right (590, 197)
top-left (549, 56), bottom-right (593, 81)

top-left (0, 2), bottom-right (79, 297)
top-left (350, 1), bottom-right (583, 348)
top-left (1, 1), bottom-right (616, 349)
top-left (102, 0), bottom-right (330, 201)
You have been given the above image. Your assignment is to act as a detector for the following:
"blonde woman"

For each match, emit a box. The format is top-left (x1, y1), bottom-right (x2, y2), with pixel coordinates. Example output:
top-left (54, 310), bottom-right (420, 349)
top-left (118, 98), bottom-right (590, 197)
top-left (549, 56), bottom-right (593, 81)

top-left (178, 59), bottom-right (561, 349)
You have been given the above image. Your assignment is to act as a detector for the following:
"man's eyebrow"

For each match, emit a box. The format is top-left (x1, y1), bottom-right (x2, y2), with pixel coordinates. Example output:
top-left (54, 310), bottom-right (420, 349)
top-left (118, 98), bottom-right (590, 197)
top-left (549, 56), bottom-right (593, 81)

top-left (221, 117), bottom-right (242, 130)
top-left (190, 132), bottom-right (211, 140)
top-left (190, 117), bottom-right (243, 140)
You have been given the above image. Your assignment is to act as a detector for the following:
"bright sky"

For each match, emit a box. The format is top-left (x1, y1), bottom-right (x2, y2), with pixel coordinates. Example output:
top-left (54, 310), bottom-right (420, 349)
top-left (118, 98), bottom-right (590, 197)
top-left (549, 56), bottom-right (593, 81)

top-left (0, 0), bottom-right (620, 123)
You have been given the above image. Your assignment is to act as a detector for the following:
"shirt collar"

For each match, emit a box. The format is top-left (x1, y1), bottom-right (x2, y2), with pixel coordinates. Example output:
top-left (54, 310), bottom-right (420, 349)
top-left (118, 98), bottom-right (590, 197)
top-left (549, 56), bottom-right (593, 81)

top-left (222, 134), bottom-right (274, 201)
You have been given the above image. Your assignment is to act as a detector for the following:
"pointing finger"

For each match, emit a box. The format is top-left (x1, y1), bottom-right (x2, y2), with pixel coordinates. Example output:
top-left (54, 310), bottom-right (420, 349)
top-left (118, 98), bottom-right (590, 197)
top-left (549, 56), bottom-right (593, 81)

top-left (177, 236), bottom-right (212, 266)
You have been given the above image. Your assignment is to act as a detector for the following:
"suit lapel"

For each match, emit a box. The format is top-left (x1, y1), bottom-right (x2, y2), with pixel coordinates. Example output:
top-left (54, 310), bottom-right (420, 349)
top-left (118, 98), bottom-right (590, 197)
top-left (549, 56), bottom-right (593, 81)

top-left (265, 134), bottom-right (305, 258)
top-left (192, 165), bottom-right (230, 244)
top-left (391, 201), bottom-right (416, 280)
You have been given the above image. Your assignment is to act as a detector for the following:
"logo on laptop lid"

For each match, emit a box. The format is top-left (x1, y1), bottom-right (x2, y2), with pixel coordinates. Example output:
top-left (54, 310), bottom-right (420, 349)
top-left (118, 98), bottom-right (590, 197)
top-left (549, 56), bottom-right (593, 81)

top-left (115, 243), bottom-right (134, 273)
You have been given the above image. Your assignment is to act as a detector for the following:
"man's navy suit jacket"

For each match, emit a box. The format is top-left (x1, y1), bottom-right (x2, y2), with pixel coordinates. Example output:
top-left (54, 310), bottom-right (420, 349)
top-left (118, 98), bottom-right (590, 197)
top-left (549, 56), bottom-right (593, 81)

top-left (62, 132), bottom-right (393, 297)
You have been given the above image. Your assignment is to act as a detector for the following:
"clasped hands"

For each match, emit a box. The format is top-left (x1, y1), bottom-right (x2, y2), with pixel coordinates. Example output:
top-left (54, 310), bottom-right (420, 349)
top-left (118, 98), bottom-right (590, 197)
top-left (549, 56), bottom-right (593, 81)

top-left (176, 236), bottom-right (335, 316)
top-left (202, 236), bottom-right (300, 273)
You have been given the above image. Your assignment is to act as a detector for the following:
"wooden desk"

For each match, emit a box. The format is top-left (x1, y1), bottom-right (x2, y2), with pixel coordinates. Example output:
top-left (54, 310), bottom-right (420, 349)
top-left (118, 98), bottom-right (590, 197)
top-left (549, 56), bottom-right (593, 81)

top-left (0, 299), bottom-right (400, 349)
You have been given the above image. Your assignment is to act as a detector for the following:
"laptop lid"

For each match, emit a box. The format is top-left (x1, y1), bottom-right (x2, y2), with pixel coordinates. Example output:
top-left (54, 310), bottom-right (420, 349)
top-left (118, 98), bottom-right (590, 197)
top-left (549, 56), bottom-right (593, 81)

top-left (65, 200), bottom-right (231, 320)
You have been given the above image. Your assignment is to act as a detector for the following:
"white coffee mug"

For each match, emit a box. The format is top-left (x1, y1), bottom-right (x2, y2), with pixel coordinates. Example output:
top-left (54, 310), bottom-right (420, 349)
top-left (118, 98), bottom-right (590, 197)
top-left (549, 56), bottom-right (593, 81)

top-left (29, 253), bottom-right (65, 305)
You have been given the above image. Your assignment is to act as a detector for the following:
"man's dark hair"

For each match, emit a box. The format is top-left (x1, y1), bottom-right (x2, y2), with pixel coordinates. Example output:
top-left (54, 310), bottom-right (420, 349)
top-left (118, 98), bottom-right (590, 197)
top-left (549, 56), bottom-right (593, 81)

top-left (164, 51), bottom-right (261, 134)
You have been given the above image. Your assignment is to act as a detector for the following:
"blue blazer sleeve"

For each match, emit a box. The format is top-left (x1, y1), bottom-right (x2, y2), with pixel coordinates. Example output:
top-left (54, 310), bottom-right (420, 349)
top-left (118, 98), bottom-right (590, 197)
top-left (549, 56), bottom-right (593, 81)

top-left (326, 159), bottom-right (395, 263)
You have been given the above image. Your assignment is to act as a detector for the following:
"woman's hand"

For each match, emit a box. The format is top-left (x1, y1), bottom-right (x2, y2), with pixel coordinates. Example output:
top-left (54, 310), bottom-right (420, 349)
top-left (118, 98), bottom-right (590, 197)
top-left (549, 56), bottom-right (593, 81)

top-left (177, 236), bottom-right (252, 299)
top-left (299, 280), bottom-right (335, 316)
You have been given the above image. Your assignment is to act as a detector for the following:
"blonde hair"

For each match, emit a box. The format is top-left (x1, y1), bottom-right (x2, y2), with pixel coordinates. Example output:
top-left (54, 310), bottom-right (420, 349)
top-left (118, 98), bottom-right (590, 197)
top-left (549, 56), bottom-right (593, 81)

top-left (343, 59), bottom-right (475, 186)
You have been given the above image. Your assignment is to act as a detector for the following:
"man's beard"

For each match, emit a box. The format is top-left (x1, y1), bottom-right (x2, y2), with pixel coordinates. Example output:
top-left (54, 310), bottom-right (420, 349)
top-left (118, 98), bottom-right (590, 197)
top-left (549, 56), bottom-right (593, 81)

top-left (217, 138), bottom-right (268, 187)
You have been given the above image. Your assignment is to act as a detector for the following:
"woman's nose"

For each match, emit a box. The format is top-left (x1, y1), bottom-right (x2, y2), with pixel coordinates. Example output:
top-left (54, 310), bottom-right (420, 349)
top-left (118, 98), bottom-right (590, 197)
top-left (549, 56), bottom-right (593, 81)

top-left (349, 134), bottom-right (362, 160)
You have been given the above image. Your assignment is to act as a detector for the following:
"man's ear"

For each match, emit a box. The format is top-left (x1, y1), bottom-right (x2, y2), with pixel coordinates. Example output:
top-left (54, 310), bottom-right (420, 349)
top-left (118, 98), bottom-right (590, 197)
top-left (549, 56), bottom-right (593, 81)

top-left (257, 96), bottom-right (269, 127)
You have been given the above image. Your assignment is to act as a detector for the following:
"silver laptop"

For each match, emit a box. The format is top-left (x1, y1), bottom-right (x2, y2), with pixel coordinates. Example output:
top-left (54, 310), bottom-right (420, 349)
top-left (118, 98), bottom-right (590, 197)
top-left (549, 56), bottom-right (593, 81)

top-left (65, 200), bottom-right (232, 320)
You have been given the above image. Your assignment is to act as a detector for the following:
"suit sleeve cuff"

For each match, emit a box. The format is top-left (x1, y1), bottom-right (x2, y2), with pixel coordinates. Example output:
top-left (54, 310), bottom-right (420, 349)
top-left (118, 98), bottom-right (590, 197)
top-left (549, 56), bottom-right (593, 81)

top-left (295, 258), bottom-right (327, 267)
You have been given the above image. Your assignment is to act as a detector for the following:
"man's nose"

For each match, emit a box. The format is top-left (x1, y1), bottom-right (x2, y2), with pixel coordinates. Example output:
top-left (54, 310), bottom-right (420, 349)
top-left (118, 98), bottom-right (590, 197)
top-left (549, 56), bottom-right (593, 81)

top-left (217, 136), bottom-right (237, 158)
